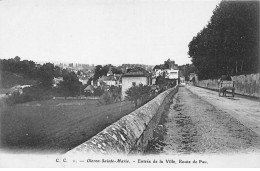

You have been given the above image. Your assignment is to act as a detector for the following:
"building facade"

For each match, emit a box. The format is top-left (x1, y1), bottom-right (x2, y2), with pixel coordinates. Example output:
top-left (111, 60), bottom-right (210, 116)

top-left (121, 67), bottom-right (151, 100)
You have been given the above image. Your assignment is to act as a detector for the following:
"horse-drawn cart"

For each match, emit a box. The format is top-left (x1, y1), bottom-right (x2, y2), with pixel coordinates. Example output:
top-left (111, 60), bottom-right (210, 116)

top-left (218, 80), bottom-right (235, 97)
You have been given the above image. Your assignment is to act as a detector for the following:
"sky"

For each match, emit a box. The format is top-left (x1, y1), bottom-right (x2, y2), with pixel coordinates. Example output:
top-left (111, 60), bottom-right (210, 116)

top-left (0, 0), bottom-right (222, 66)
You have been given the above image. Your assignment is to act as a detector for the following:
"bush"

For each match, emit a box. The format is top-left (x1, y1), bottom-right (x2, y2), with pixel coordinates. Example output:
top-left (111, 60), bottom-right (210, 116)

top-left (102, 91), bottom-right (114, 104)
top-left (5, 91), bottom-right (33, 105)
top-left (4, 85), bottom-right (57, 105)
top-left (94, 86), bottom-right (103, 96)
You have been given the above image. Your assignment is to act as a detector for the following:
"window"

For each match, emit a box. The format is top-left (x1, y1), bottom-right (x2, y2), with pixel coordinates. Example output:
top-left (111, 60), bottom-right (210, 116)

top-left (132, 82), bottom-right (136, 86)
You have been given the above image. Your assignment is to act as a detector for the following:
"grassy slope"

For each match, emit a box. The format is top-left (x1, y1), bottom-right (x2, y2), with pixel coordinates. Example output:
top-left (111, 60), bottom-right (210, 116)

top-left (0, 71), bottom-right (38, 89)
top-left (0, 99), bottom-right (135, 153)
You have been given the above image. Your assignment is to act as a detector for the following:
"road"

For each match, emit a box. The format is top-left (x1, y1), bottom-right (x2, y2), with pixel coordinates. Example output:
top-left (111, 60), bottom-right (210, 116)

top-left (149, 85), bottom-right (260, 154)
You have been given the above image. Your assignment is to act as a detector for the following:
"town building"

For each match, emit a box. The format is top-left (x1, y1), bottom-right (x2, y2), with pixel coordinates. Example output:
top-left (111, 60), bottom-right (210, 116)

top-left (153, 59), bottom-right (180, 85)
top-left (84, 85), bottom-right (94, 94)
top-left (78, 76), bottom-right (89, 85)
top-left (121, 67), bottom-right (151, 100)
top-left (165, 60), bottom-right (179, 80)
top-left (98, 75), bottom-right (117, 87)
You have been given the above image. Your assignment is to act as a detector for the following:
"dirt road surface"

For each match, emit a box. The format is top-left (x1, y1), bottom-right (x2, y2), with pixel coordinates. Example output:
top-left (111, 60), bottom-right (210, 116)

top-left (159, 85), bottom-right (260, 154)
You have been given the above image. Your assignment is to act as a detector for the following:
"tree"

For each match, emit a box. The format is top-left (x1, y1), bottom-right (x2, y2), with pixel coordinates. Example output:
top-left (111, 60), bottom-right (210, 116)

top-left (164, 58), bottom-right (171, 69)
top-left (87, 77), bottom-right (93, 85)
top-left (102, 91), bottom-right (113, 104)
top-left (153, 64), bottom-right (165, 70)
top-left (54, 66), bottom-right (61, 77)
top-left (38, 63), bottom-right (55, 87)
top-left (112, 67), bottom-right (122, 74)
top-left (125, 84), bottom-right (152, 107)
top-left (93, 86), bottom-right (103, 96)
top-left (93, 65), bottom-right (104, 81)
top-left (109, 85), bottom-right (122, 101)
top-left (93, 64), bottom-right (122, 82)
top-left (188, 1), bottom-right (259, 80)
top-left (178, 64), bottom-right (198, 81)
top-left (58, 72), bottom-right (82, 97)
top-left (14, 56), bottom-right (21, 62)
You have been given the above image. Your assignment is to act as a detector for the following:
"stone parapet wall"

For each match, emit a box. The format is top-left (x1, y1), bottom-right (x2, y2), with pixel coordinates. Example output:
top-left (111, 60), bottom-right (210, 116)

top-left (196, 73), bottom-right (260, 98)
top-left (66, 86), bottom-right (178, 155)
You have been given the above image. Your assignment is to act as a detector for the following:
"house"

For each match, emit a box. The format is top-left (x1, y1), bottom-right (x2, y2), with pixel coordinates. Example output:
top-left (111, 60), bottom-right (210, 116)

top-left (114, 74), bottom-right (122, 87)
top-left (164, 60), bottom-right (179, 85)
top-left (84, 85), bottom-right (94, 94)
top-left (165, 62), bottom-right (179, 79)
top-left (165, 68), bottom-right (179, 79)
top-left (53, 77), bottom-right (63, 87)
top-left (78, 76), bottom-right (89, 85)
top-left (121, 67), bottom-right (152, 100)
top-left (98, 75), bottom-right (117, 86)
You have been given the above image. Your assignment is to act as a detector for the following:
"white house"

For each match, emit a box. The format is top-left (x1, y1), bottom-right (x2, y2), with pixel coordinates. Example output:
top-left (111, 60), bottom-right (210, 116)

top-left (165, 69), bottom-right (179, 80)
top-left (53, 77), bottom-right (63, 87)
top-left (164, 61), bottom-right (179, 85)
top-left (121, 67), bottom-right (151, 100)
top-left (98, 75), bottom-right (117, 86)
top-left (78, 77), bottom-right (88, 85)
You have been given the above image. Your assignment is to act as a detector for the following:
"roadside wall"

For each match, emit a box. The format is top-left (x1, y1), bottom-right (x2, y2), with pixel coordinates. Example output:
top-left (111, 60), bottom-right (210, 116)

top-left (66, 86), bottom-right (178, 155)
top-left (196, 73), bottom-right (260, 98)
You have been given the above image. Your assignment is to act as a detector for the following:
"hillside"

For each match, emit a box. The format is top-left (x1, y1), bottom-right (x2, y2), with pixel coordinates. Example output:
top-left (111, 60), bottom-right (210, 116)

top-left (0, 71), bottom-right (39, 89)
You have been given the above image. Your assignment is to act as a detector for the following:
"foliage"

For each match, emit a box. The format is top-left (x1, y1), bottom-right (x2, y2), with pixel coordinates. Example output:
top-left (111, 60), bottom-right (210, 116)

top-left (4, 85), bottom-right (58, 105)
top-left (93, 65), bottom-right (104, 81)
top-left (188, 1), bottom-right (259, 80)
top-left (87, 77), bottom-right (93, 85)
top-left (93, 64), bottom-right (122, 81)
top-left (156, 75), bottom-right (167, 86)
top-left (58, 72), bottom-right (82, 97)
top-left (153, 58), bottom-right (173, 70)
top-left (102, 91), bottom-right (114, 104)
top-left (0, 71), bottom-right (39, 89)
top-left (5, 91), bottom-right (25, 105)
top-left (155, 75), bottom-right (176, 89)
top-left (98, 86), bottom-right (122, 105)
top-left (0, 56), bottom-right (35, 75)
top-left (0, 57), bottom-right (62, 87)
top-left (178, 64), bottom-right (198, 81)
top-left (37, 63), bottom-right (56, 87)
top-left (125, 84), bottom-right (153, 107)
top-left (109, 85), bottom-right (121, 101)
top-left (93, 86), bottom-right (103, 96)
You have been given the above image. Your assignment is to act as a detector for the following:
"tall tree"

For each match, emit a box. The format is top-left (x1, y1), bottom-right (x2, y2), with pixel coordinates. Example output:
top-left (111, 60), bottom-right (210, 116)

top-left (188, 0), bottom-right (259, 80)
top-left (58, 72), bottom-right (82, 97)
